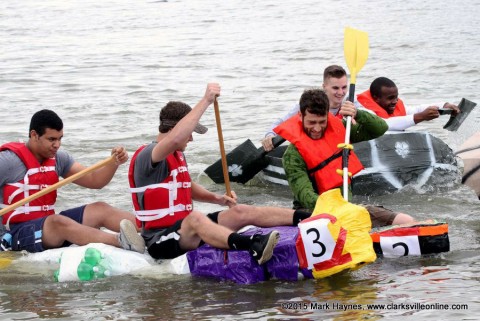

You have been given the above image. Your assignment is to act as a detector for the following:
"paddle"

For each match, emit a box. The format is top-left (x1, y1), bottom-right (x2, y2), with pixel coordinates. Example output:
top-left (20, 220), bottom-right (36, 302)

top-left (442, 98), bottom-right (477, 131)
top-left (213, 97), bottom-right (232, 196)
top-left (0, 155), bottom-right (116, 217)
top-left (0, 252), bottom-right (14, 269)
top-left (204, 135), bottom-right (286, 184)
top-left (341, 27), bottom-right (369, 201)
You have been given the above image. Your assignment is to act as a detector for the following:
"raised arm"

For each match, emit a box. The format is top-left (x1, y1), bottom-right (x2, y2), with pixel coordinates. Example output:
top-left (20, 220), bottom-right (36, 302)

top-left (151, 83), bottom-right (220, 163)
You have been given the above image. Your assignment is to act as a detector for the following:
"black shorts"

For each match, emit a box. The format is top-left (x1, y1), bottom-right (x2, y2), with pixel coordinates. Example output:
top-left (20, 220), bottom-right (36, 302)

top-left (143, 211), bottom-right (220, 260)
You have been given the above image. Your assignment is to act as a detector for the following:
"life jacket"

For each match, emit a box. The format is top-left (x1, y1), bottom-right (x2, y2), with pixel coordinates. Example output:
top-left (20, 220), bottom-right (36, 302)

top-left (1, 142), bottom-right (58, 228)
top-left (274, 114), bottom-right (364, 194)
top-left (357, 90), bottom-right (407, 118)
top-left (128, 144), bottom-right (193, 230)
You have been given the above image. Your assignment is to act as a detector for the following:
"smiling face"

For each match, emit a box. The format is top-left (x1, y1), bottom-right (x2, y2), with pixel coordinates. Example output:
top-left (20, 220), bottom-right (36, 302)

top-left (373, 85), bottom-right (399, 114)
top-left (29, 128), bottom-right (63, 161)
top-left (302, 110), bottom-right (328, 140)
top-left (323, 75), bottom-right (348, 109)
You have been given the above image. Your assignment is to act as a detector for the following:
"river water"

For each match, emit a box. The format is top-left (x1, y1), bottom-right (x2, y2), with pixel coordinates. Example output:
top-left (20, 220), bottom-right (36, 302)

top-left (1, 0), bottom-right (480, 320)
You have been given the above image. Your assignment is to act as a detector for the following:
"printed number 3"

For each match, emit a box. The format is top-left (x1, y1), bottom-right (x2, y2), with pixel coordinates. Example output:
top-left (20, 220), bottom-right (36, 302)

top-left (307, 228), bottom-right (326, 257)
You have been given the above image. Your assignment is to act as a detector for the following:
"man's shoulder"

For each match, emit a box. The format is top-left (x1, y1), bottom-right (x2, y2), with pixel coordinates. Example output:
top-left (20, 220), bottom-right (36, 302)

top-left (135, 143), bottom-right (156, 161)
top-left (55, 149), bottom-right (70, 159)
top-left (283, 144), bottom-right (305, 167)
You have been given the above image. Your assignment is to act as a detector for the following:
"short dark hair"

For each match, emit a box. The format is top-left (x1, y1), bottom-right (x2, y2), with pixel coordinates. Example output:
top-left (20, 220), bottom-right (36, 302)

top-left (29, 109), bottom-right (63, 137)
top-left (323, 65), bottom-right (347, 82)
top-left (159, 101), bottom-right (192, 133)
top-left (370, 77), bottom-right (397, 98)
top-left (158, 101), bottom-right (208, 134)
top-left (299, 89), bottom-right (330, 116)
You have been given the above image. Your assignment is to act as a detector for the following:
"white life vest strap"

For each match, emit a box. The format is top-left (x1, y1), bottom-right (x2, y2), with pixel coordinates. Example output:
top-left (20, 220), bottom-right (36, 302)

top-left (25, 166), bottom-right (56, 176)
top-left (2, 204), bottom-right (55, 230)
top-left (7, 165), bottom-right (56, 206)
top-left (134, 203), bottom-right (193, 222)
top-left (6, 182), bottom-right (52, 204)
top-left (129, 181), bottom-right (191, 193)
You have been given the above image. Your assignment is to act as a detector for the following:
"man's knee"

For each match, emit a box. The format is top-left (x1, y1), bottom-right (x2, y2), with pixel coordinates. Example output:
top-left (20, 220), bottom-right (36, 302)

top-left (45, 214), bottom-right (74, 230)
top-left (85, 201), bottom-right (112, 212)
top-left (392, 213), bottom-right (415, 225)
top-left (184, 211), bottom-right (209, 229)
top-left (227, 204), bottom-right (254, 217)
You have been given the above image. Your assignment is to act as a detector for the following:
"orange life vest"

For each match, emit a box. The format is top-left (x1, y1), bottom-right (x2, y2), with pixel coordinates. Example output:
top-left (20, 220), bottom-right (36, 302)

top-left (1, 142), bottom-right (58, 228)
top-left (357, 90), bottom-right (407, 118)
top-left (128, 144), bottom-right (193, 230)
top-left (274, 114), bottom-right (364, 194)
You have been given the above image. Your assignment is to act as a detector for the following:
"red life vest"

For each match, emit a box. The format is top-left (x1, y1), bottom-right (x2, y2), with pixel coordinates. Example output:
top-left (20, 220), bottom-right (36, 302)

top-left (1, 142), bottom-right (58, 228)
top-left (357, 90), bottom-right (407, 118)
top-left (128, 144), bottom-right (193, 230)
top-left (274, 114), bottom-right (364, 194)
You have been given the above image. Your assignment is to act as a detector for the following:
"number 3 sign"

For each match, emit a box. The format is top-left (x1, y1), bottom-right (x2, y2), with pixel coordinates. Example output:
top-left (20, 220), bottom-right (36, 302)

top-left (296, 214), bottom-right (352, 271)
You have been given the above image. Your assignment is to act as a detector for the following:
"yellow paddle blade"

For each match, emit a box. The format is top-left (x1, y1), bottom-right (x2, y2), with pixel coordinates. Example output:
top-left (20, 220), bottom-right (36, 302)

top-left (344, 27), bottom-right (369, 84)
top-left (0, 252), bottom-right (14, 269)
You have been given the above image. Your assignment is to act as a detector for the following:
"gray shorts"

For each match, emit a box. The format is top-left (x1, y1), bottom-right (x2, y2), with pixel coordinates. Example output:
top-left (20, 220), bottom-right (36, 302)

top-left (364, 204), bottom-right (397, 228)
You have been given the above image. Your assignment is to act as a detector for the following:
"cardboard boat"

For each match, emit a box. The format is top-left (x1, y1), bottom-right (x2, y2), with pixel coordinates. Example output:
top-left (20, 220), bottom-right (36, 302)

top-left (262, 131), bottom-right (461, 196)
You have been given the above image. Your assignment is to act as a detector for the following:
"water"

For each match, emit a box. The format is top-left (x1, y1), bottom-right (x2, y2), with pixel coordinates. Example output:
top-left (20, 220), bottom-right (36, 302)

top-left (1, 0), bottom-right (480, 320)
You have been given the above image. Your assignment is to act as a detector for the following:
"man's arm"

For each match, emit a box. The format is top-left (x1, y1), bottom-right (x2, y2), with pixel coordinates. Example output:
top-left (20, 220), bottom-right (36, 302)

top-left (191, 182), bottom-right (237, 208)
top-left (262, 104), bottom-right (299, 151)
top-left (65, 146), bottom-right (128, 189)
top-left (282, 144), bottom-right (318, 211)
top-left (151, 83), bottom-right (220, 163)
top-left (408, 102), bottom-right (459, 126)
top-left (384, 115), bottom-right (416, 131)
top-left (350, 110), bottom-right (388, 143)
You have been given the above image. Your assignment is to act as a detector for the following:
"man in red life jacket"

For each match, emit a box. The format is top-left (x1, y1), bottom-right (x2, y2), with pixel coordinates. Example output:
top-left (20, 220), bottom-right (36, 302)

top-left (275, 89), bottom-right (415, 228)
top-left (0, 109), bottom-right (145, 253)
top-left (128, 83), bottom-right (312, 264)
top-left (357, 77), bottom-right (460, 131)
top-left (262, 65), bottom-right (350, 151)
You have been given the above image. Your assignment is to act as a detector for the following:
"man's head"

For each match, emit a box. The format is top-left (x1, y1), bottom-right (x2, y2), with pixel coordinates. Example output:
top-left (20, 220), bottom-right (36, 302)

top-left (28, 109), bottom-right (64, 160)
top-left (158, 101), bottom-right (207, 134)
top-left (29, 109), bottom-right (63, 137)
top-left (370, 77), bottom-right (399, 115)
top-left (322, 65), bottom-right (348, 109)
top-left (299, 89), bottom-right (330, 140)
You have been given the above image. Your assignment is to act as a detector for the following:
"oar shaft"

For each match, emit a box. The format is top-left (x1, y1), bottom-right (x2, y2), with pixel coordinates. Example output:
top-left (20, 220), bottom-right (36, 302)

top-left (213, 98), bottom-right (232, 197)
top-left (0, 155), bottom-right (116, 217)
top-left (348, 83), bottom-right (356, 103)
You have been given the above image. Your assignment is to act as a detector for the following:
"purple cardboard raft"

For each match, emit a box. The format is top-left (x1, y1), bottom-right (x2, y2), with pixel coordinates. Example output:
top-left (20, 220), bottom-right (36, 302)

top-left (187, 226), bottom-right (300, 284)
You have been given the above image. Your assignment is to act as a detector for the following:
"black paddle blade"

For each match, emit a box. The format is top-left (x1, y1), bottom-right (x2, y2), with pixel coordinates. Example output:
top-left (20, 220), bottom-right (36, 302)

top-left (443, 98), bottom-right (477, 131)
top-left (204, 139), bottom-right (262, 184)
top-left (204, 136), bottom-right (286, 184)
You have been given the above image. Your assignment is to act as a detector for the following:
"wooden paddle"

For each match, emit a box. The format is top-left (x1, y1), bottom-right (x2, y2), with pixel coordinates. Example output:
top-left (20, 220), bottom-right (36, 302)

top-left (342, 27), bottom-right (369, 201)
top-left (0, 155), bottom-right (116, 217)
top-left (213, 97), bottom-right (232, 197)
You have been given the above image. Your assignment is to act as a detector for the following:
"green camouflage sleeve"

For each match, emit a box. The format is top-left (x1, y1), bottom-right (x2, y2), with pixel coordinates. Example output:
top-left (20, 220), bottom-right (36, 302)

top-left (350, 109), bottom-right (388, 143)
top-left (282, 144), bottom-right (319, 211)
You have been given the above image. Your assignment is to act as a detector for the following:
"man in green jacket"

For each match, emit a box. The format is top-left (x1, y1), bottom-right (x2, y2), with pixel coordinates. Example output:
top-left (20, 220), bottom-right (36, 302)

top-left (275, 88), bottom-right (414, 228)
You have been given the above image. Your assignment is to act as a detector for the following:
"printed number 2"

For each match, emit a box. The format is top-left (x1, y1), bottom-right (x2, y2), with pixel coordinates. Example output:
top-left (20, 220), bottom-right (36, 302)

top-left (392, 242), bottom-right (409, 256)
top-left (307, 228), bottom-right (326, 257)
